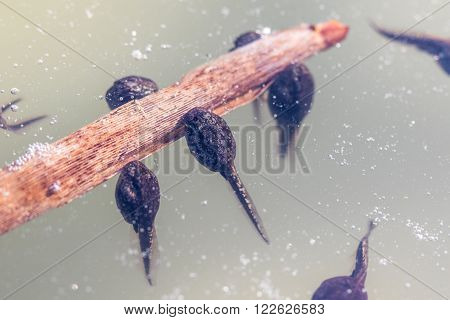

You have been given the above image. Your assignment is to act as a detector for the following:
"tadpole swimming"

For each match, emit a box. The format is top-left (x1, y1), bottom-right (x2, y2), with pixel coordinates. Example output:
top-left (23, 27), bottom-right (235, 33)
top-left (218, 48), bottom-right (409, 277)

top-left (181, 107), bottom-right (270, 244)
top-left (105, 75), bottom-right (159, 110)
top-left (0, 99), bottom-right (46, 132)
top-left (312, 221), bottom-right (376, 300)
top-left (268, 63), bottom-right (314, 157)
top-left (115, 161), bottom-right (160, 285)
top-left (372, 23), bottom-right (450, 75)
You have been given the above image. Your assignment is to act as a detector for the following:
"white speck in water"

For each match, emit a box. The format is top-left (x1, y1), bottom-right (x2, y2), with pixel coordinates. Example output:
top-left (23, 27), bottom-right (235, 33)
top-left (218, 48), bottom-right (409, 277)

top-left (221, 7), bottom-right (230, 16)
top-left (160, 43), bottom-right (172, 49)
top-left (405, 282), bottom-right (411, 288)
top-left (378, 258), bottom-right (389, 266)
top-left (10, 104), bottom-right (19, 112)
top-left (10, 87), bottom-right (20, 95)
top-left (239, 254), bottom-right (250, 266)
top-left (131, 49), bottom-right (147, 60)
top-left (50, 115), bottom-right (58, 125)
top-left (409, 120), bottom-right (416, 128)
top-left (260, 26), bottom-right (272, 35)
top-left (85, 9), bottom-right (93, 19)
top-left (309, 239), bottom-right (316, 245)
top-left (222, 286), bottom-right (230, 293)
top-left (145, 44), bottom-right (153, 52)
top-left (71, 283), bottom-right (79, 291)
top-left (200, 200), bottom-right (208, 206)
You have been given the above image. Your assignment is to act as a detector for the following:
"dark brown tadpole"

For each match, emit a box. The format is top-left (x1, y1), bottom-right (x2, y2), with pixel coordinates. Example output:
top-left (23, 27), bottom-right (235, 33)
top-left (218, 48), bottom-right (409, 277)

top-left (372, 23), bottom-right (450, 75)
top-left (229, 31), bottom-right (262, 52)
top-left (268, 63), bottom-right (314, 157)
top-left (181, 108), bottom-right (270, 244)
top-left (312, 221), bottom-right (376, 300)
top-left (105, 75), bottom-right (159, 110)
top-left (115, 161), bottom-right (160, 285)
top-left (0, 99), bottom-right (46, 132)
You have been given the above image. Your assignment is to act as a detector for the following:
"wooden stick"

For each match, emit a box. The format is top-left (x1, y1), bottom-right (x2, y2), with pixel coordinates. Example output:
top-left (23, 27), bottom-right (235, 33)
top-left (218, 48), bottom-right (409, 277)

top-left (0, 20), bottom-right (348, 235)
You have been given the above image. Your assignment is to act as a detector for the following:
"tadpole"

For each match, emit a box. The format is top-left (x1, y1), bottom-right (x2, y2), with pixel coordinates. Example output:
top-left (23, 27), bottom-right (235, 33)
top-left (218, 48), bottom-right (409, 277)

top-left (312, 221), bottom-right (376, 300)
top-left (181, 108), bottom-right (270, 244)
top-left (230, 31), bottom-right (315, 156)
top-left (0, 99), bottom-right (46, 132)
top-left (229, 31), bottom-right (262, 52)
top-left (268, 63), bottom-right (314, 157)
top-left (105, 75), bottom-right (159, 110)
top-left (372, 23), bottom-right (450, 75)
top-left (115, 161), bottom-right (160, 285)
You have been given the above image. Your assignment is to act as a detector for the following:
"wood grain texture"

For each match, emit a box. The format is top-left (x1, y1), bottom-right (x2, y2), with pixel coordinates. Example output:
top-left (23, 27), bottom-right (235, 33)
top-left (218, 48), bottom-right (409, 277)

top-left (0, 20), bottom-right (348, 235)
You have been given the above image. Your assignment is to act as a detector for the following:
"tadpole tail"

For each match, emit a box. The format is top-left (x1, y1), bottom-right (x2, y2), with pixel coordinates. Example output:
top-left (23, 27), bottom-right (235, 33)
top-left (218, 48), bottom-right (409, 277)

top-left (138, 224), bottom-right (157, 286)
top-left (278, 124), bottom-right (297, 158)
top-left (351, 220), bottom-right (376, 283)
top-left (1, 98), bottom-right (22, 112)
top-left (222, 164), bottom-right (270, 244)
top-left (8, 115), bottom-right (47, 131)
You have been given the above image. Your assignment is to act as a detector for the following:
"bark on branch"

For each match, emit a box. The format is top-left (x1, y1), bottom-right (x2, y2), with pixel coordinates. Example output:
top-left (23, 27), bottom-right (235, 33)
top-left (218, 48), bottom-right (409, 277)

top-left (0, 20), bottom-right (348, 235)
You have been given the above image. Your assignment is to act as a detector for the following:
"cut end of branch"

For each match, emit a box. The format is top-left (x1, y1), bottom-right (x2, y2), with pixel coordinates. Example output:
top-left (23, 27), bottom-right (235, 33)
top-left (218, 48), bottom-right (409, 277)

top-left (314, 20), bottom-right (349, 46)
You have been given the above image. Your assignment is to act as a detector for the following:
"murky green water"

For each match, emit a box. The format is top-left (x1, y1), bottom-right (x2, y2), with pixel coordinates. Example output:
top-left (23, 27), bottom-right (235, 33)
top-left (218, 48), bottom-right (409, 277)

top-left (0, 0), bottom-right (449, 299)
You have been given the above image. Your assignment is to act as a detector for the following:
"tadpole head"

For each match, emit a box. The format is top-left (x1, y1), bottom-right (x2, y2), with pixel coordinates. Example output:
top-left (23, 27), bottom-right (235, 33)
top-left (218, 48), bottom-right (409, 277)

top-left (106, 76), bottom-right (158, 110)
top-left (181, 108), bottom-right (236, 173)
top-left (115, 161), bottom-right (160, 228)
top-left (230, 31), bottom-right (262, 51)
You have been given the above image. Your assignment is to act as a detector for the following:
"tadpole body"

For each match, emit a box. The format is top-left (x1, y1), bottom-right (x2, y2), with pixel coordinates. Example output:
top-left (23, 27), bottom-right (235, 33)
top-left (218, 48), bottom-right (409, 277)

top-left (268, 63), bottom-right (314, 157)
top-left (181, 108), bottom-right (270, 244)
top-left (0, 99), bottom-right (46, 132)
top-left (230, 31), bottom-right (315, 155)
top-left (230, 31), bottom-right (262, 52)
top-left (105, 75), bottom-right (159, 110)
top-left (372, 23), bottom-right (450, 75)
top-left (116, 161), bottom-right (160, 285)
top-left (312, 221), bottom-right (376, 300)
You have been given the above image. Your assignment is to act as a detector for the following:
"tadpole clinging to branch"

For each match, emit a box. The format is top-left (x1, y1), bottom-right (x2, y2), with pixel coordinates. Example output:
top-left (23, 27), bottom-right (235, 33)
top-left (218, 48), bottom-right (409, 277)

top-left (105, 75), bottom-right (159, 110)
top-left (372, 23), bottom-right (450, 75)
top-left (231, 31), bottom-right (315, 156)
top-left (110, 75), bottom-right (160, 285)
top-left (0, 99), bottom-right (46, 132)
top-left (229, 31), bottom-right (262, 52)
top-left (115, 161), bottom-right (160, 285)
top-left (181, 108), bottom-right (270, 244)
top-left (312, 221), bottom-right (376, 300)
top-left (268, 63), bottom-right (314, 157)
